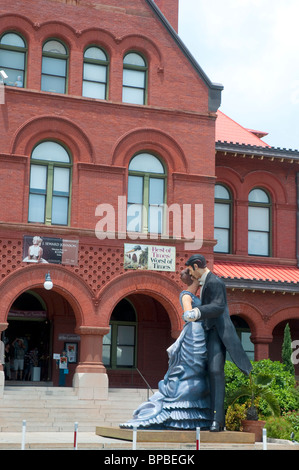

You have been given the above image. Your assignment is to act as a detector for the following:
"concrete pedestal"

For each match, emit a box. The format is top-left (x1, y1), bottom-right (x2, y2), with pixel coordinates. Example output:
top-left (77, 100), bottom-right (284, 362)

top-left (73, 372), bottom-right (108, 400)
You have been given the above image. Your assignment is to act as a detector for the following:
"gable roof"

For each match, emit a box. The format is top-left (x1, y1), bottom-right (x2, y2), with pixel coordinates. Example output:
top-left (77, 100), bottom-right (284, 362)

top-left (145, 0), bottom-right (223, 112)
top-left (215, 110), bottom-right (270, 147)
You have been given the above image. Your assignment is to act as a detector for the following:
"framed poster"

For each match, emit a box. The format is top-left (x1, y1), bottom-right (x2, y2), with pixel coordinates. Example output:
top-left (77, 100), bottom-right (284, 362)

top-left (64, 342), bottom-right (78, 363)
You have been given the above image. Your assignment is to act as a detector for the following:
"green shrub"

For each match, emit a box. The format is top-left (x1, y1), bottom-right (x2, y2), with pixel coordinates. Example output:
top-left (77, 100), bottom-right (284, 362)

top-left (225, 359), bottom-right (298, 416)
top-left (225, 403), bottom-right (246, 431)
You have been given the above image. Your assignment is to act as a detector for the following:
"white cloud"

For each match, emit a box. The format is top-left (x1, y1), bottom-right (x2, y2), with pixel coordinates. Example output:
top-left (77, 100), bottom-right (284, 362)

top-left (178, 0), bottom-right (299, 149)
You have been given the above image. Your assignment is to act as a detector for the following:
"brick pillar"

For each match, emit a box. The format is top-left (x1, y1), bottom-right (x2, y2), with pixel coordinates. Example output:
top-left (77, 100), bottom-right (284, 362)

top-left (73, 326), bottom-right (110, 400)
top-left (0, 323), bottom-right (8, 398)
top-left (251, 334), bottom-right (273, 361)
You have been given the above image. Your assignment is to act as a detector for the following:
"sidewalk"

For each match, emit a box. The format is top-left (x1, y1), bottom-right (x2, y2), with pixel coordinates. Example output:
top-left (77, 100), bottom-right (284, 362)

top-left (0, 431), bottom-right (298, 450)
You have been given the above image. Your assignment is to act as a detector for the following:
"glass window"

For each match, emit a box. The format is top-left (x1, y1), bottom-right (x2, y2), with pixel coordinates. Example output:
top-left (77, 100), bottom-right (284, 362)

top-left (122, 52), bottom-right (147, 105)
top-left (41, 40), bottom-right (68, 94)
top-left (214, 184), bottom-right (232, 253)
top-left (82, 46), bottom-right (108, 100)
top-left (127, 153), bottom-right (166, 234)
top-left (103, 299), bottom-right (137, 369)
top-left (248, 188), bottom-right (271, 256)
top-left (28, 141), bottom-right (72, 226)
top-left (0, 32), bottom-right (26, 87)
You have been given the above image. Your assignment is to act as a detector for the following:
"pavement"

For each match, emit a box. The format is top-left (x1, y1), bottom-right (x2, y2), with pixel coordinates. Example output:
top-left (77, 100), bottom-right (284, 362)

top-left (0, 431), bottom-right (298, 451)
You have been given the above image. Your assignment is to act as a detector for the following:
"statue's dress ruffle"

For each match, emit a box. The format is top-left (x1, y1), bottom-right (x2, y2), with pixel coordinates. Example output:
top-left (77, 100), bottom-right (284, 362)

top-left (120, 291), bottom-right (212, 430)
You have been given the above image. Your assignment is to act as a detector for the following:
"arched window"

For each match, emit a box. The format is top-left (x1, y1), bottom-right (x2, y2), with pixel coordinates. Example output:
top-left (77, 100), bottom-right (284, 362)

top-left (214, 184), bottom-right (232, 253)
top-left (28, 141), bottom-right (72, 225)
top-left (103, 299), bottom-right (137, 369)
top-left (41, 40), bottom-right (68, 94)
top-left (122, 52), bottom-right (147, 105)
top-left (248, 188), bottom-right (271, 256)
top-left (127, 153), bottom-right (166, 234)
top-left (82, 46), bottom-right (109, 100)
top-left (0, 32), bottom-right (26, 87)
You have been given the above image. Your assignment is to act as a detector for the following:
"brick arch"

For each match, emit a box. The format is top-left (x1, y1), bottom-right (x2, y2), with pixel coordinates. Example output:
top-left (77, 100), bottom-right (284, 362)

top-left (266, 306), bottom-right (299, 334)
top-left (228, 301), bottom-right (265, 337)
top-left (33, 20), bottom-right (78, 49)
top-left (76, 28), bottom-right (116, 58)
top-left (11, 115), bottom-right (94, 162)
top-left (118, 33), bottom-right (163, 64)
top-left (96, 271), bottom-right (182, 337)
top-left (0, 264), bottom-right (95, 330)
top-left (111, 127), bottom-right (188, 173)
top-left (215, 166), bottom-right (243, 201)
top-left (242, 170), bottom-right (287, 204)
top-left (0, 14), bottom-right (34, 43)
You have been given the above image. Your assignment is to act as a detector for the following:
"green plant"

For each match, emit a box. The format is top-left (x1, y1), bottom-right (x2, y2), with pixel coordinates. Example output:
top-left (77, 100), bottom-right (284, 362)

top-left (225, 403), bottom-right (246, 431)
top-left (282, 323), bottom-right (295, 376)
top-left (226, 371), bottom-right (280, 420)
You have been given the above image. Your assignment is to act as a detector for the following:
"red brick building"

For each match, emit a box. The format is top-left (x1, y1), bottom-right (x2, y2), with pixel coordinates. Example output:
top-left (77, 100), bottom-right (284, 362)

top-left (0, 0), bottom-right (298, 398)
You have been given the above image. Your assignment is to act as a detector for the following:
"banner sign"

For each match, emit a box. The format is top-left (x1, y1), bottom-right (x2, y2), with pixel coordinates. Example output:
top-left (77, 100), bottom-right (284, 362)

top-left (23, 235), bottom-right (78, 266)
top-left (124, 244), bottom-right (176, 272)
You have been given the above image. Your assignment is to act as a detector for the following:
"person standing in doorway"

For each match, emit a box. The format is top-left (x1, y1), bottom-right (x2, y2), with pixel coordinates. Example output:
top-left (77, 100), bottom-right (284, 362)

top-left (12, 338), bottom-right (26, 381)
top-left (184, 254), bottom-right (252, 432)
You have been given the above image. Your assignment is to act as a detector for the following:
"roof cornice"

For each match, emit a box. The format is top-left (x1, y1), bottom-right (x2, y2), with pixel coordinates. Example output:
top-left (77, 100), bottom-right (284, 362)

top-left (145, 0), bottom-right (223, 112)
top-left (216, 140), bottom-right (299, 161)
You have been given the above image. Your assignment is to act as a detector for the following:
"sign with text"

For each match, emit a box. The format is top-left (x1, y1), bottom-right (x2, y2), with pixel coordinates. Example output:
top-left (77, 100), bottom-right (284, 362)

top-left (124, 244), bottom-right (176, 272)
top-left (23, 236), bottom-right (78, 266)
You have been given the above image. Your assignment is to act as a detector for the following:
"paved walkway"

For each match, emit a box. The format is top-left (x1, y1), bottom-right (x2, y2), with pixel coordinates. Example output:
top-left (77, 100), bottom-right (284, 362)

top-left (0, 431), bottom-right (298, 450)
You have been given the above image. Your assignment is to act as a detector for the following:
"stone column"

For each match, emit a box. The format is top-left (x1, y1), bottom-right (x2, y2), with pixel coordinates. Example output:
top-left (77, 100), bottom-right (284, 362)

top-left (0, 323), bottom-right (8, 399)
top-left (73, 326), bottom-right (110, 400)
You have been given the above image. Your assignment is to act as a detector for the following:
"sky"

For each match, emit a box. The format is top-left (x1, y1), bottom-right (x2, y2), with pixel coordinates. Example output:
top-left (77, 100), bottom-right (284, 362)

top-left (178, 0), bottom-right (299, 150)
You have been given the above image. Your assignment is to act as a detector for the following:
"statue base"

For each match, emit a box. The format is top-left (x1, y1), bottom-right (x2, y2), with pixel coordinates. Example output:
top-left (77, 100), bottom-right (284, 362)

top-left (96, 426), bottom-right (255, 444)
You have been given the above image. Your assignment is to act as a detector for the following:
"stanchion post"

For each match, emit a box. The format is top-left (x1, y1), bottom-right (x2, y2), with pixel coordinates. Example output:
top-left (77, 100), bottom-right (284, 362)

top-left (196, 427), bottom-right (200, 450)
top-left (21, 419), bottom-right (26, 450)
top-left (132, 426), bottom-right (137, 450)
top-left (74, 422), bottom-right (78, 450)
top-left (262, 428), bottom-right (267, 450)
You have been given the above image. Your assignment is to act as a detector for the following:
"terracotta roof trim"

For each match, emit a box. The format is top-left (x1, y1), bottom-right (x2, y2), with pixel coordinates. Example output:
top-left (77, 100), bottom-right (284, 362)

top-left (216, 140), bottom-right (299, 158)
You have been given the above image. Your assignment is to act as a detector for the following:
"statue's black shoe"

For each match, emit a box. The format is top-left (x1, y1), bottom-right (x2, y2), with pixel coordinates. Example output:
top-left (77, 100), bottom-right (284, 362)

top-left (209, 421), bottom-right (224, 432)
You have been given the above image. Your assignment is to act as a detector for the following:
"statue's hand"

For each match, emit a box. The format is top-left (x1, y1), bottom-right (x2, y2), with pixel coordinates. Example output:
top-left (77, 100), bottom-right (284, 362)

top-left (183, 307), bottom-right (201, 322)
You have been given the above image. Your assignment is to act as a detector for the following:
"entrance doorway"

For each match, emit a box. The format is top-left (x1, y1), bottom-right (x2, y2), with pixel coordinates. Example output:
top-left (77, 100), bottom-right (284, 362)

top-left (2, 291), bottom-right (51, 382)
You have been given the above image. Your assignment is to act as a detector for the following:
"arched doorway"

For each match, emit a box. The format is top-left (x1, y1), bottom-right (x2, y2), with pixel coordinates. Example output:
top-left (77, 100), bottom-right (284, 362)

top-left (105, 294), bottom-right (172, 389)
top-left (2, 288), bottom-right (79, 386)
top-left (3, 291), bottom-right (51, 382)
top-left (270, 319), bottom-right (299, 376)
top-left (229, 315), bottom-right (254, 362)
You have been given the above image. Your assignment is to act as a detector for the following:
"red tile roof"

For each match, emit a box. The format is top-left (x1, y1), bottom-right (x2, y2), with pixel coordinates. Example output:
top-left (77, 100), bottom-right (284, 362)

top-left (214, 261), bottom-right (299, 285)
top-left (215, 111), bottom-right (270, 148)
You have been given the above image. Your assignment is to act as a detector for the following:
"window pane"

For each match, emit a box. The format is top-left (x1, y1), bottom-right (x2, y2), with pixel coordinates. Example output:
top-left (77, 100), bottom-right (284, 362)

top-left (82, 81), bottom-right (106, 99)
top-left (214, 203), bottom-right (230, 228)
top-left (41, 74), bottom-right (65, 93)
top-left (1, 33), bottom-right (25, 48)
top-left (117, 325), bottom-right (135, 345)
top-left (51, 196), bottom-right (68, 225)
top-left (129, 154), bottom-right (164, 174)
top-left (149, 178), bottom-right (164, 205)
top-left (128, 175), bottom-right (143, 204)
top-left (122, 86), bottom-right (144, 105)
top-left (53, 167), bottom-right (70, 194)
top-left (124, 53), bottom-right (145, 67)
top-left (214, 228), bottom-right (229, 253)
top-left (32, 142), bottom-right (70, 163)
top-left (248, 231), bottom-right (269, 256)
top-left (123, 69), bottom-right (145, 88)
top-left (102, 345), bottom-right (111, 366)
top-left (249, 188), bottom-right (269, 203)
top-left (28, 194), bottom-right (45, 223)
top-left (43, 41), bottom-right (66, 54)
top-left (116, 346), bottom-right (134, 366)
top-left (248, 206), bottom-right (269, 231)
top-left (0, 49), bottom-right (25, 69)
top-left (149, 205), bottom-right (163, 233)
top-left (30, 165), bottom-right (47, 191)
top-left (127, 203), bottom-right (142, 232)
top-left (42, 56), bottom-right (66, 77)
top-left (215, 184), bottom-right (230, 199)
top-left (84, 47), bottom-right (107, 61)
top-left (83, 63), bottom-right (106, 82)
